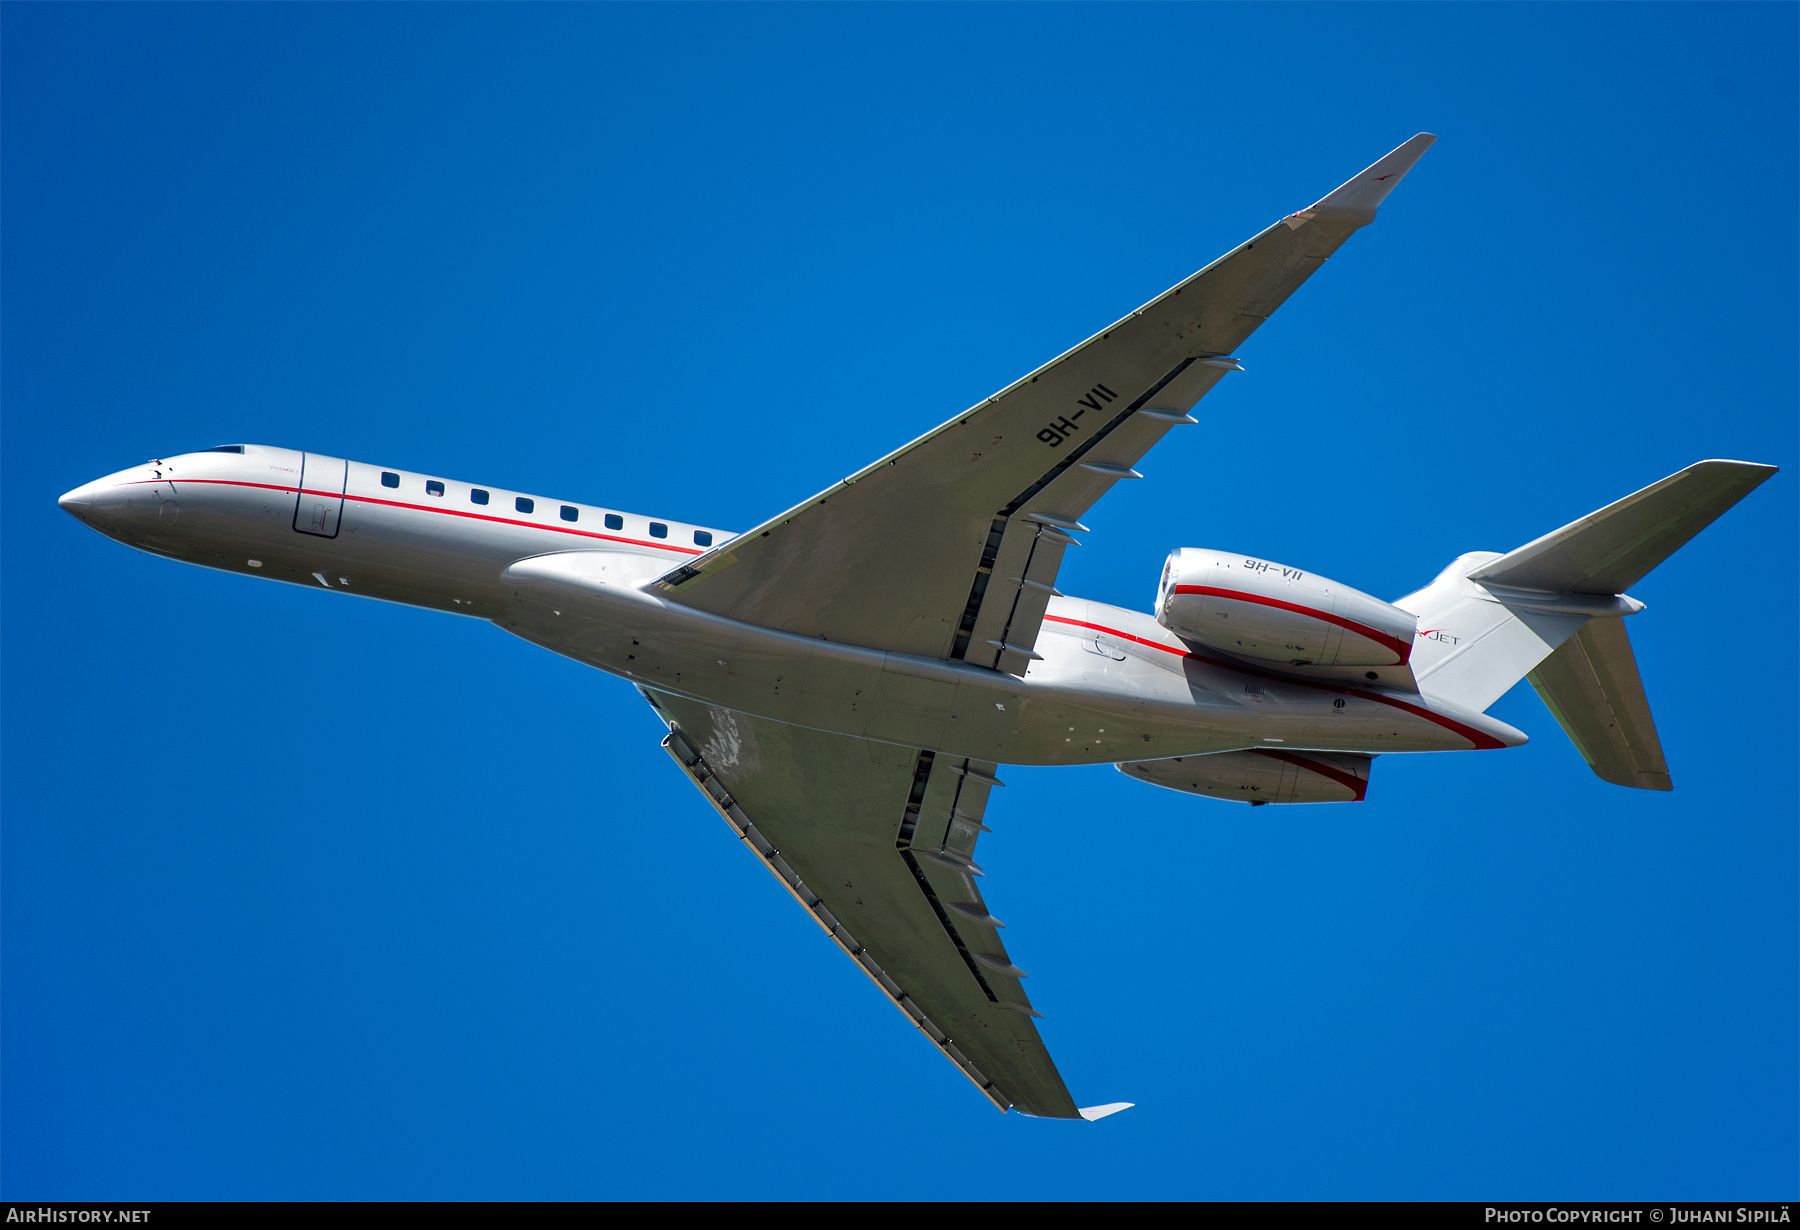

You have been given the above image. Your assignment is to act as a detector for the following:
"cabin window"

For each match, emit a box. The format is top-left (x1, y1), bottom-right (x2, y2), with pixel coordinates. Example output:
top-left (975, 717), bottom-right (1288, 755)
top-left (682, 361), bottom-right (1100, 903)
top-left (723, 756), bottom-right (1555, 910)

top-left (693, 530), bottom-right (713, 547)
top-left (425, 481), bottom-right (445, 497)
top-left (649, 522), bottom-right (668, 539)
top-left (470, 489), bottom-right (490, 505)
top-left (515, 497), bottom-right (534, 513)
top-left (203, 445), bottom-right (245, 454)
top-left (604, 513), bottom-right (624, 531)
top-left (381, 472), bottom-right (400, 488)
top-left (560, 505), bottom-right (579, 522)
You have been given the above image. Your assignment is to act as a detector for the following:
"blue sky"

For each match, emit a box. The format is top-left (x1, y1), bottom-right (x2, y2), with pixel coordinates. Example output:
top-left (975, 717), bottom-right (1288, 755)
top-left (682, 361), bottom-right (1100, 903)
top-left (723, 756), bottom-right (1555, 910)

top-left (4, 1), bottom-right (1794, 1201)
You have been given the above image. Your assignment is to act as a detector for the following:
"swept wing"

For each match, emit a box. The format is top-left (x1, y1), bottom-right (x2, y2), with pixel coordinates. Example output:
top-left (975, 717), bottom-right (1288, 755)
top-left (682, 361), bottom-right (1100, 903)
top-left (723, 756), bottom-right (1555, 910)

top-left (657, 135), bottom-right (1437, 675)
top-left (646, 689), bottom-right (1088, 1118)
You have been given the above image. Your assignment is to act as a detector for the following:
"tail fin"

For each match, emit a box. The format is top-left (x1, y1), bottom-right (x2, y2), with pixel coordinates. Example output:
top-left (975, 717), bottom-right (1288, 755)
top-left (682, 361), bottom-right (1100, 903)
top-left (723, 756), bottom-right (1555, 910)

top-left (1527, 618), bottom-right (1670, 791)
top-left (1396, 460), bottom-right (1776, 787)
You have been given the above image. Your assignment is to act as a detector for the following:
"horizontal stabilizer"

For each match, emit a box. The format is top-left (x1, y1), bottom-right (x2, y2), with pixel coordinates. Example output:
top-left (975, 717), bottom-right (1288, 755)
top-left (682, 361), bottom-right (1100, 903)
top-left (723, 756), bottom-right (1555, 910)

top-left (1079, 1102), bottom-right (1135, 1122)
top-left (1469, 460), bottom-right (1777, 595)
top-left (1527, 617), bottom-right (1671, 791)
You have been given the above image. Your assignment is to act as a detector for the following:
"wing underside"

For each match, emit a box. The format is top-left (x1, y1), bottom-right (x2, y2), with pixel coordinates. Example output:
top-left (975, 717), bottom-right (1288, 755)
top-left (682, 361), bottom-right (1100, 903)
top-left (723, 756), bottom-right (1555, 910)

top-left (644, 689), bottom-right (1082, 1118)
top-left (656, 135), bottom-right (1437, 674)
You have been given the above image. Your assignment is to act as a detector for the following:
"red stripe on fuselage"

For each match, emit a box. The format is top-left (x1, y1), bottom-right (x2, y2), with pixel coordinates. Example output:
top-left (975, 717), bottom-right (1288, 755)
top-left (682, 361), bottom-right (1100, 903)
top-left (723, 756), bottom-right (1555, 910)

top-left (1170, 583), bottom-right (1412, 663)
top-left (127, 478), bottom-right (704, 556)
top-left (1249, 748), bottom-right (1369, 801)
top-left (1041, 613), bottom-right (1504, 750)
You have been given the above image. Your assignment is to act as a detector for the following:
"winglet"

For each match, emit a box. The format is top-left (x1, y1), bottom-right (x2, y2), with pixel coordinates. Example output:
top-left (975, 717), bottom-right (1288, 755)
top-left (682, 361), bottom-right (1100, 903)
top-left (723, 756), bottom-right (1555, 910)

top-left (1078, 1102), bottom-right (1135, 1122)
top-left (1304, 132), bottom-right (1437, 223)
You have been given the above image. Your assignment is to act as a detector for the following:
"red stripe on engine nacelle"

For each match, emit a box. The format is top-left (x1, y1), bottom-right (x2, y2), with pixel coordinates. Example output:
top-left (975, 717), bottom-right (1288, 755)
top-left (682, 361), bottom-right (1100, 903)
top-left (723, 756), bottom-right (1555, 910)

top-left (1170, 583), bottom-right (1412, 664)
top-left (1040, 613), bottom-right (1505, 750)
top-left (1249, 748), bottom-right (1369, 801)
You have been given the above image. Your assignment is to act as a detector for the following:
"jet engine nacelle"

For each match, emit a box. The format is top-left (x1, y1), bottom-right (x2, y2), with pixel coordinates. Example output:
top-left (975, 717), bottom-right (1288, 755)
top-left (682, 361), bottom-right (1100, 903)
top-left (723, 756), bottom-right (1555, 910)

top-left (1118, 749), bottom-right (1372, 804)
top-left (1155, 547), bottom-right (1417, 667)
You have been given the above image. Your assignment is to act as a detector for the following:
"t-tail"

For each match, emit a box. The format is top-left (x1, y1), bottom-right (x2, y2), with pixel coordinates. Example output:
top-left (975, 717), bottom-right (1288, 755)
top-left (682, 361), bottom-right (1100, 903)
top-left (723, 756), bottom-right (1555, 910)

top-left (1395, 460), bottom-right (1777, 790)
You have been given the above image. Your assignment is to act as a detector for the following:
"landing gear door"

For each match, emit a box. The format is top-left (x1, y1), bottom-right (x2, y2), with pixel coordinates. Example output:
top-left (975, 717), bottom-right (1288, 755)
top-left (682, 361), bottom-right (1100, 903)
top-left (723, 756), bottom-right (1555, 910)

top-left (293, 454), bottom-right (348, 539)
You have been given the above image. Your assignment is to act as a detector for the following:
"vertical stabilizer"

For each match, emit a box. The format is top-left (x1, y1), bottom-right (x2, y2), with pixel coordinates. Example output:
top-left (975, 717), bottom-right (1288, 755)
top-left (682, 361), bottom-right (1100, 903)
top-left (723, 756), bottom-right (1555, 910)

top-left (1395, 551), bottom-right (1593, 713)
top-left (1527, 618), bottom-right (1670, 791)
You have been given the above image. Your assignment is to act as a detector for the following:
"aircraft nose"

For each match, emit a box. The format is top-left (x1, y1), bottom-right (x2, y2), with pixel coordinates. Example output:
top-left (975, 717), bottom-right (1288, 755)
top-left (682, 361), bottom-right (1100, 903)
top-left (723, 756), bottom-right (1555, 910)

top-left (59, 482), bottom-right (98, 518)
top-left (58, 477), bottom-right (122, 526)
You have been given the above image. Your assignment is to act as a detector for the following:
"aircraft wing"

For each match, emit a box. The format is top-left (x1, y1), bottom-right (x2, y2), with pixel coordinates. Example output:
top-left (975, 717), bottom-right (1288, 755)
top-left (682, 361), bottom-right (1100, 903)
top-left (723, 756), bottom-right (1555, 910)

top-left (643, 687), bottom-right (1094, 1119)
top-left (656, 134), bottom-right (1436, 674)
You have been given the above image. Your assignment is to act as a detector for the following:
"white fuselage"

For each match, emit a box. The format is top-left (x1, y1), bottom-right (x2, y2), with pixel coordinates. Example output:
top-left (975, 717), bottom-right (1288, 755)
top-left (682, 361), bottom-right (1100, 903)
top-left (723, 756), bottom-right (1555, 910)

top-left (59, 444), bottom-right (1524, 766)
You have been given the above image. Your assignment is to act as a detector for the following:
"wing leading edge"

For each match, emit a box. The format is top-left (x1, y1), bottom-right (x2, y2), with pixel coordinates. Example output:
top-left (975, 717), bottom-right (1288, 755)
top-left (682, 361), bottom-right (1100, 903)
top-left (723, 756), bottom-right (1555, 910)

top-left (643, 688), bottom-right (1087, 1118)
top-left (655, 135), bottom-right (1436, 674)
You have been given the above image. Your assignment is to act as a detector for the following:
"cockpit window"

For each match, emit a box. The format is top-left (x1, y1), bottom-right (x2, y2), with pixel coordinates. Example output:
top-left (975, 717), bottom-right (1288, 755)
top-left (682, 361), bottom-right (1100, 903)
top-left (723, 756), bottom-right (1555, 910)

top-left (202, 445), bottom-right (245, 454)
